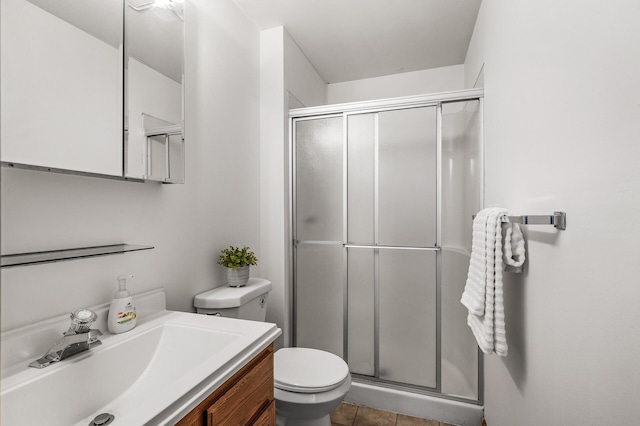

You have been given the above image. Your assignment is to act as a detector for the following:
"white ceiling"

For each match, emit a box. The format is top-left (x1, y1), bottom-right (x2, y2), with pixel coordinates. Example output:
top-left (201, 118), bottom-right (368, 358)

top-left (233, 0), bottom-right (482, 83)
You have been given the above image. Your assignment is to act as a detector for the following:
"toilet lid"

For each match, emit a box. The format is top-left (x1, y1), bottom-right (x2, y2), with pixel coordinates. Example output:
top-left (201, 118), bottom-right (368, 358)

top-left (274, 348), bottom-right (350, 393)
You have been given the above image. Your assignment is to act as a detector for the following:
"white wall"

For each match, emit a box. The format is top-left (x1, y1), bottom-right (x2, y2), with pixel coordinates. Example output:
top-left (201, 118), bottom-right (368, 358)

top-left (327, 64), bottom-right (464, 104)
top-left (259, 26), bottom-right (287, 347)
top-left (1, 0), bottom-right (262, 331)
top-left (465, 1), bottom-right (640, 424)
top-left (284, 30), bottom-right (327, 108)
top-left (260, 26), bottom-right (327, 348)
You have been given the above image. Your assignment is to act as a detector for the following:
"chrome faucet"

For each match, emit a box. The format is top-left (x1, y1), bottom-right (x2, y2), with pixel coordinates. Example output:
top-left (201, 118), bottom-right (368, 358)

top-left (29, 309), bottom-right (103, 369)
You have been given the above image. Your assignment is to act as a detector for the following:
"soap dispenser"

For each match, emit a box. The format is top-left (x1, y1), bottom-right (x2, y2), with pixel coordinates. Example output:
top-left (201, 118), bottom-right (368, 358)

top-left (107, 274), bottom-right (137, 334)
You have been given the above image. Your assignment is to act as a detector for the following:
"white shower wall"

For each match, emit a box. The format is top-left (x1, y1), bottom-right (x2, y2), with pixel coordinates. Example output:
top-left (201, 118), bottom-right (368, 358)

top-left (441, 100), bottom-right (483, 399)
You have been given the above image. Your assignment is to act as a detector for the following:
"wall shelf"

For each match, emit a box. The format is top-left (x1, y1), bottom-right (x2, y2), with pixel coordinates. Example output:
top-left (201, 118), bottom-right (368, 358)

top-left (1, 244), bottom-right (154, 268)
top-left (1, 161), bottom-right (147, 183)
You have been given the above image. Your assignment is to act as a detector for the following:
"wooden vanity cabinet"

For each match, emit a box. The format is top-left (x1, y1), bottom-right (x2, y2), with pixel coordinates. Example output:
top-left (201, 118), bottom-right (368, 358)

top-left (176, 344), bottom-right (275, 426)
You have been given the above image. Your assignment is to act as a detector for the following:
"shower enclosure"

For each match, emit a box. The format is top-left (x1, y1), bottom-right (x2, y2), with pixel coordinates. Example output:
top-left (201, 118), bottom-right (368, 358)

top-left (290, 89), bottom-right (484, 410)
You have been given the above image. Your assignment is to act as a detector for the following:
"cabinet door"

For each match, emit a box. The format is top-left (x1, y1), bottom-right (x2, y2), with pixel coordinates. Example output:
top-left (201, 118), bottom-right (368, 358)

top-left (1, 0), bottom-right (123, 176)
top-left (207, 352), bottom-right (273, 425)
top-left (252, 400), bottom-right (275, 426)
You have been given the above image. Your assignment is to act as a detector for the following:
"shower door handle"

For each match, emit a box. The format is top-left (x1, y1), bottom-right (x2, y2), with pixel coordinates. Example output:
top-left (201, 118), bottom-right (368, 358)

top-left (344, 244), bottom-right (439, 251)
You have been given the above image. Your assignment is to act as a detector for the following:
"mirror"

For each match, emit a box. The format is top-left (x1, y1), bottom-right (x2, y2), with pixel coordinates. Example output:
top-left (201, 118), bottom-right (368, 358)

top-left (0, 0), bottom-right (124, 176)
top-left (125, 0), bottom-right (185, 183)
top-left (143, 113), bottom-right (184, 182)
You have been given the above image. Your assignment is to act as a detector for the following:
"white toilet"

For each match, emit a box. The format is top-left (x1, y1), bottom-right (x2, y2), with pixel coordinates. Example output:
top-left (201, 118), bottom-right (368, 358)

top-left (194, 278), bottom-right (352, 426)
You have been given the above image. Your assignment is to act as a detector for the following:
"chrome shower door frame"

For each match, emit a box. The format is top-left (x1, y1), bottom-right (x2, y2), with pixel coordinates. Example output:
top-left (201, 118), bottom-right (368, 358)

top-left (289, 89), bottom-right (484, 405)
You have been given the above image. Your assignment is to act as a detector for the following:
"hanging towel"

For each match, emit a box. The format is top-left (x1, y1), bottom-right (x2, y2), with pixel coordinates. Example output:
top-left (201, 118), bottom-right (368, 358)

top-left (503, 223), bottom-right (526, 273)
top-left (461, 207), bottom-right (513, 357)
top-left (460, 209), bottom-right (491, 315)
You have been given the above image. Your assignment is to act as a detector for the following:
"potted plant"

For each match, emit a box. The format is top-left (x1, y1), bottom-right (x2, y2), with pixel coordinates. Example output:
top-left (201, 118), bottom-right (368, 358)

top-left (217, 246), bottom-right (258, 287)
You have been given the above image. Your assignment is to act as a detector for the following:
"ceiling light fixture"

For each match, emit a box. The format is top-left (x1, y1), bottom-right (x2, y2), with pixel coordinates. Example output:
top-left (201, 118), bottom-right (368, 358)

top-left (128, 0), bottom-right (184, 20)
top-left (128, 0), bottom-right (184, 12)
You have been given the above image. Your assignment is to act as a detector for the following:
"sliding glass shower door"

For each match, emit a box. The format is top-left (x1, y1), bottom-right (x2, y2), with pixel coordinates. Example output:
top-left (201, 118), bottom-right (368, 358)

top-left (292, 92), bottom-right (483, 402)
top-left (294, 116), bottom-right (345, 357)
top-left (346, 107), bottom-right (438, 388)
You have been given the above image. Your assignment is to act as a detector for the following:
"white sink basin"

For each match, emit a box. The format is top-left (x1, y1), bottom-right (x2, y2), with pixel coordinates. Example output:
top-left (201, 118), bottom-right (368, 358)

top-left (1, 291), bottom-right (281, 426)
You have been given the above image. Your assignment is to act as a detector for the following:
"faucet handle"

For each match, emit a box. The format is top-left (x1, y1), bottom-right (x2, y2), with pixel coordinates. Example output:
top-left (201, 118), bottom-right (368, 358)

top-left (68, 309), bottom-right (98, 333)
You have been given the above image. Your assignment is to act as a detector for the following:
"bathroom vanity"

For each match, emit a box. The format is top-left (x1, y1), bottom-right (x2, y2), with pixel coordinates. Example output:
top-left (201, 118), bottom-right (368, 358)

top-left (0, 289), bottom-right (281, 426)
top-left (176, 344), bottom-right (275, 425)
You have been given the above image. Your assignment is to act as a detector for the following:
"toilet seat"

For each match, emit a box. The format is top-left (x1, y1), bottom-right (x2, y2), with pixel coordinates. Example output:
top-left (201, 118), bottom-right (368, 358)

top-left (274, 348), bottom-right (350, 394)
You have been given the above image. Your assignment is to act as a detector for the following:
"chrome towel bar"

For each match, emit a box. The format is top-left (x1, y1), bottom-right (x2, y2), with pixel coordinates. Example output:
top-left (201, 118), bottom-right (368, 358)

top-left (473, 211), bottom-right (566, 230)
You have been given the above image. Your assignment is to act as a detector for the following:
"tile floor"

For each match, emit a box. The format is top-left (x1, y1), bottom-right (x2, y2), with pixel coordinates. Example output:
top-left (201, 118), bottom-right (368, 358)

top-left (330, 402), bottom-right (456, 426)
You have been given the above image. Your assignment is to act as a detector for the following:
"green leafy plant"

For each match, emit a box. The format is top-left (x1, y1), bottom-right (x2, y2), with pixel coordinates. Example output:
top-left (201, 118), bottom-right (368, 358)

top-left (217, 246), bottom-right (258, 269)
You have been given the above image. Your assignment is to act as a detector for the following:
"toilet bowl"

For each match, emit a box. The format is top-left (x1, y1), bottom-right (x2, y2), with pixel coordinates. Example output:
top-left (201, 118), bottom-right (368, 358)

top-left (274, 347), bottom-right (351, 426)
top-left (194, 279), bottom-right (352, 425)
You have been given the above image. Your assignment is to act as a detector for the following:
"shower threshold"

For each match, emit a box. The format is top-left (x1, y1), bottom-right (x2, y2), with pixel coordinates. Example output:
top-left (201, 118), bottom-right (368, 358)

top-left (346, 377), bottom-right (482, 426)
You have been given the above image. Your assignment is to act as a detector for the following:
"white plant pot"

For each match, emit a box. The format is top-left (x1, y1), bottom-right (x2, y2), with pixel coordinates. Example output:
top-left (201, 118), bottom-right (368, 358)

top-left (227, 266), bottom-right (250, 287)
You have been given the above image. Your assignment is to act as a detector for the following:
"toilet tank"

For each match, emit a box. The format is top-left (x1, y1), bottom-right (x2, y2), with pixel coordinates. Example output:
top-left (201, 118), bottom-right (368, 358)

top-left (194, 278), bottom-right (272, 321)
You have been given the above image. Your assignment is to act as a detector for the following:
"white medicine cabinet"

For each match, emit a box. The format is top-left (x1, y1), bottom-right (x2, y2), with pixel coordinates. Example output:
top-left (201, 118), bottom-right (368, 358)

top-left (0, 0), bottom-right (185, 183)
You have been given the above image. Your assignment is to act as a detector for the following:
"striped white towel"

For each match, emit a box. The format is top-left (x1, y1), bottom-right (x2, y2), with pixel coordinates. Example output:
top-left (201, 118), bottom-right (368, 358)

top-left (461, 207), bottom-right (512, 357)
top-left (460, 209), bottom-right (491, 315)
top-left (503, 224), bottom-right (526, 272)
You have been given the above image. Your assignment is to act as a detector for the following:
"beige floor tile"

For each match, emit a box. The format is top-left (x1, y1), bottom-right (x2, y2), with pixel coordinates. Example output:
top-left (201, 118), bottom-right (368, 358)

top-left (353, 406), bottom-right (398, 426)
top-left (331, 402), bottom-right (359, 426)
top-left (397, 413), bottom-right (441, 426)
